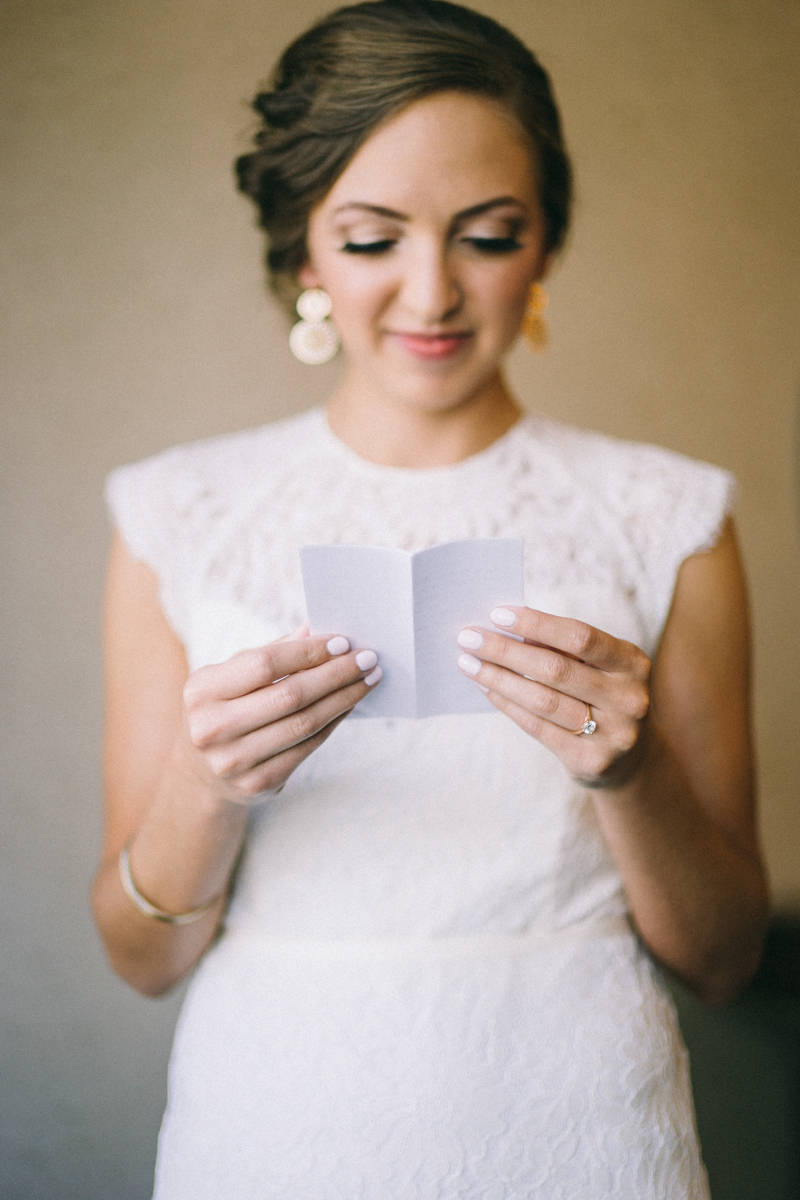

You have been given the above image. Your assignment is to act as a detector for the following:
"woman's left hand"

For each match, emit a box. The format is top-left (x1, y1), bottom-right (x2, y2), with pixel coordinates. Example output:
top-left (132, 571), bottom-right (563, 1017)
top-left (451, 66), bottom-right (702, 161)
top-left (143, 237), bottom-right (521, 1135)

top-left (454, 530), bottom-right (768, 1006)
top-left (457, 606), bottom-right (652, 789)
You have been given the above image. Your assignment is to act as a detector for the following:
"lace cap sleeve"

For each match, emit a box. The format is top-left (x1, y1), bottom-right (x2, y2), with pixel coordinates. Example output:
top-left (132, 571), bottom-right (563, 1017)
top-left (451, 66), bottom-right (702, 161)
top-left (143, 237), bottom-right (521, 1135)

top-left (105, 446), bottom-right (197, 642)
top-left (541, 421), bottom-right (738, 654)
top-left (104, 412), bottom-right (324, 647)
top-left (104, 429), bottom-right (256, 643)
top-left (593, 437), bottom-right (736, 652)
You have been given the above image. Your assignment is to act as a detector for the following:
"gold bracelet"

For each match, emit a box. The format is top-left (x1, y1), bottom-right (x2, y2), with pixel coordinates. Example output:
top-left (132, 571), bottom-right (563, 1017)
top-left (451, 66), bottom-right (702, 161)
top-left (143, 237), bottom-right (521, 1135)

top-left (118, 844), bottom-right (222, 925)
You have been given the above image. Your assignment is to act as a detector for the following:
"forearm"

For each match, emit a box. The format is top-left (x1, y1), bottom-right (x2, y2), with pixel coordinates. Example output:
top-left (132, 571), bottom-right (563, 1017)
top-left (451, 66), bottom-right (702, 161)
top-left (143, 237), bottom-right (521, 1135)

top-left (592, 722), bottom-right (769, 1005)
top-left (92, 736), bottom-right (249, 996)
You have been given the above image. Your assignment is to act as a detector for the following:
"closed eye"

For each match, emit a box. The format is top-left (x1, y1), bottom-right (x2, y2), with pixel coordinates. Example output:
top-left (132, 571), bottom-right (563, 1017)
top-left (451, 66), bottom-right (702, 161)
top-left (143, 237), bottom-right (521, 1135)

top-left (341, 240), bottom-right (396, 255)
top-left (463, 236), bottom-right (523, 254)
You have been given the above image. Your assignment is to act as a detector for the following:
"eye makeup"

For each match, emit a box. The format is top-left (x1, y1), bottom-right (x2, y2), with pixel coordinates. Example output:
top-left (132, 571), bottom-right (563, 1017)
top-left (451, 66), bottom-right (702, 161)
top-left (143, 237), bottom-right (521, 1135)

top-left (341, 239), bottom-right (396, 254)
top-left (462, 236), bottom-right (524, 254)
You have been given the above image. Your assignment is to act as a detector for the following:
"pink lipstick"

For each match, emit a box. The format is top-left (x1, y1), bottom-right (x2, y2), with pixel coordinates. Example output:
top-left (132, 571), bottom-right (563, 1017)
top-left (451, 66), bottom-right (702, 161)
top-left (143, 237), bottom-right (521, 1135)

top-left (391, 332), bottom-right (471, 360)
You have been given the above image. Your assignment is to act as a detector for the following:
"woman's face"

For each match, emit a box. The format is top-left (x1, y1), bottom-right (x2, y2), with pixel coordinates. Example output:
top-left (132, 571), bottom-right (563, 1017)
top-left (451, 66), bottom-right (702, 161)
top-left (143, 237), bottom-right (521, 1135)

top-left (300, 91), bottom-right (549, 415)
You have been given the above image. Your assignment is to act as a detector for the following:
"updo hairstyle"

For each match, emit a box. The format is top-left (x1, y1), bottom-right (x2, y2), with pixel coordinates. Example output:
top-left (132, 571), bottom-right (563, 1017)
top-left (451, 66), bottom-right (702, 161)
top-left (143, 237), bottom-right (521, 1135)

top-left (236, 0), bottom-right (572, 311)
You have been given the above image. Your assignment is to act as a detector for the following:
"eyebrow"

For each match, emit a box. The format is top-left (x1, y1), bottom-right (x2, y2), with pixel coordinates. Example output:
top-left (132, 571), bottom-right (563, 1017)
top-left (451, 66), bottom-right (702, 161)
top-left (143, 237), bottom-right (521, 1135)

top-left (330, 196), bottom-right (526, 222)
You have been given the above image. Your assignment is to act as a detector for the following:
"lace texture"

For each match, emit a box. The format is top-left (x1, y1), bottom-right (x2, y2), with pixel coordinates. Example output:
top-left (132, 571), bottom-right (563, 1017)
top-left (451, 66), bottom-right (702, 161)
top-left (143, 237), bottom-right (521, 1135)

top-left (106, 409), bottom-right (731, 1199)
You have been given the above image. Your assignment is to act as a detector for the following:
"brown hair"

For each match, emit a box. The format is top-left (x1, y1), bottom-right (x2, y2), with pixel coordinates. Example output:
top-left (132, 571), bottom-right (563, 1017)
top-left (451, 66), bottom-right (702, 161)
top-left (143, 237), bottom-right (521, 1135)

top-left (236, 0), bottom-right (572, 308)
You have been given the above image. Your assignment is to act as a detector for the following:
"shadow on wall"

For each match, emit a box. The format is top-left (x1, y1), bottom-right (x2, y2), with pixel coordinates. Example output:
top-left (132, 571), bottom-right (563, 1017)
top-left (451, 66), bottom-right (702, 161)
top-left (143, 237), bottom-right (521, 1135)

top-left (671, 912), bottom-right (800, 1200)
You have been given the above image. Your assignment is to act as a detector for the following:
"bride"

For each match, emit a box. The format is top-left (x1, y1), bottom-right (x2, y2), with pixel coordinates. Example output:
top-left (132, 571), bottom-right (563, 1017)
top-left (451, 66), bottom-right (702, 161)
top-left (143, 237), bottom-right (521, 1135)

top-left (93, 2), bottom-right (768, 1196)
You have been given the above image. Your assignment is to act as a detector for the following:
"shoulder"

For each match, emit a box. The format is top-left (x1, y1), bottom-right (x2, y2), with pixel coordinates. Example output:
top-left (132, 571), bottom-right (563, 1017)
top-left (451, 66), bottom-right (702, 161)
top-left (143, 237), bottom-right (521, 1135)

top-left (521, 413), bottom-right (737, 651)
top-left (105, 408), bottom-right (325, 564)
top-left (526, 413), bottom-right (736, 552)
top-left (528, 414), bottom-right (734, 509)
top-left (106, 408), bottom-right (323, 515)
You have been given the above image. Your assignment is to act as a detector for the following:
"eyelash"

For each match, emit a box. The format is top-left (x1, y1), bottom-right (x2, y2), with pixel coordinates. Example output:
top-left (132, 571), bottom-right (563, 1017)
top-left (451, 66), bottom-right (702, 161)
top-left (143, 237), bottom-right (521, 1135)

top-left (341, 240), bottom-right (395, 255)
top-left (341, 236), bottom-right (524, 258)
top-left (465, 237), bottom-right (523, 254)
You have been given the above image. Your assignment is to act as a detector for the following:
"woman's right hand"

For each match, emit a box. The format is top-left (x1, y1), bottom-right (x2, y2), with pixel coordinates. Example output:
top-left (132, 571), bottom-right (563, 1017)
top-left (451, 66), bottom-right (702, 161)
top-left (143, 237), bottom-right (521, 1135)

top-left (182, 632), bottom-right (382, 803)
top-left (96, 536), bottom-right (383, 994)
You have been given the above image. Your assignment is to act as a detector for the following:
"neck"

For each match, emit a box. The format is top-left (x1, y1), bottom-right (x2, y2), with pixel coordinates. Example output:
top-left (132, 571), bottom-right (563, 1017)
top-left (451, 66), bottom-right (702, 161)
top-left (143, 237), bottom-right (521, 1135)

top-left (325, 373), bottom-right (522, 468)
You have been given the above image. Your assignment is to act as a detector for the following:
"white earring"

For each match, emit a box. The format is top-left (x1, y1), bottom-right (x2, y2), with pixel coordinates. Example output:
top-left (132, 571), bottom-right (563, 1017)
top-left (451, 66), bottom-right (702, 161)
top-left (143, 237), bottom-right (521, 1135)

top-left (289, 288), bottom-right (340, 365)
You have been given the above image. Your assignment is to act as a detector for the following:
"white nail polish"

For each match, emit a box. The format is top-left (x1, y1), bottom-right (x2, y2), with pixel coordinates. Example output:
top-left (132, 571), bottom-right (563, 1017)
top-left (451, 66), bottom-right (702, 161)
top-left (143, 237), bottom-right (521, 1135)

top-left (326, 636), bottom-right (350, 656)
top-left (364, 665), bottom-right (383, 687)
top-left (476, 684), bottom-right (490, 694)
top-left (458, 653), bottom-right (482, 676)
top-left (355, 649), bottom-right (378, 671)
top-left (457, 629), bottom-right (484, 650)
top-left (491, 607), bottom-right (517, 628)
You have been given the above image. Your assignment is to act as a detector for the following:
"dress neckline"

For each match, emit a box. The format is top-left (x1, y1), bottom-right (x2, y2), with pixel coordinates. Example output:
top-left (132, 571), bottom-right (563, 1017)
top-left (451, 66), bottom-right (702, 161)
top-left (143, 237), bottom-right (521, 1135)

top-left (311, 406), bottom-right (534, 483)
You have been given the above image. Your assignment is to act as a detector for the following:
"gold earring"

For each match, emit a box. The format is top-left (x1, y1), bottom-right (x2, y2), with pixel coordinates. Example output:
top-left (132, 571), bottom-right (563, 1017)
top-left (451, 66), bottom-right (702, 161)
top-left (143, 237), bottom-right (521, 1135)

top-left (521, 282), bottom-right (549, 352)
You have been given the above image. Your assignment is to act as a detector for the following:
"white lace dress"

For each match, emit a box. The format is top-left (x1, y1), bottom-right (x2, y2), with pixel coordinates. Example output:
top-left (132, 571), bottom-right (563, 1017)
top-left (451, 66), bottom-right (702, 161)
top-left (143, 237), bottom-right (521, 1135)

top-left (107, 408), bottom-right (734, 1199)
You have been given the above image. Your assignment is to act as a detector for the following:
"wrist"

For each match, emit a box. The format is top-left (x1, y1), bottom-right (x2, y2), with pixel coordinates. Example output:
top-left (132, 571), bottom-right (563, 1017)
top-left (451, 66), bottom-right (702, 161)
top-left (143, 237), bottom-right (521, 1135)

top-left (119, 842), bottom-right (224, 924)
top-left (123, 751), bottom-right (249, 922)
top-left (169, 726), bottom-right (256, 819)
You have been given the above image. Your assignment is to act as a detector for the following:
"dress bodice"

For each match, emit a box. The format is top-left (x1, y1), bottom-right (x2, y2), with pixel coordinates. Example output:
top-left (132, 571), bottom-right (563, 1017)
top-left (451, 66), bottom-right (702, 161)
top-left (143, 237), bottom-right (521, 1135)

top-left (107, 408), bottom-right (733, 942)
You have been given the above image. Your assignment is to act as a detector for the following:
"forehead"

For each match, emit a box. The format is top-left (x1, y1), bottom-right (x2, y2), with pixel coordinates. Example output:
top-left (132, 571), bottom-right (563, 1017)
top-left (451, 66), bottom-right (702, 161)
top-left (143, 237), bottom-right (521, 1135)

top-left (319, 91), bottom-right (538, 217)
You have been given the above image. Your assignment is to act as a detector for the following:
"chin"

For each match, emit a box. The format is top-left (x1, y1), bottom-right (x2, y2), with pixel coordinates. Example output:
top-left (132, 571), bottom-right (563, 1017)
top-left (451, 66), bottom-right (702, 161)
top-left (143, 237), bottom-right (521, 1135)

top-left (384, 365), bottom-right (499, 410)
top-left (384, 383), bottom-right (484, 415)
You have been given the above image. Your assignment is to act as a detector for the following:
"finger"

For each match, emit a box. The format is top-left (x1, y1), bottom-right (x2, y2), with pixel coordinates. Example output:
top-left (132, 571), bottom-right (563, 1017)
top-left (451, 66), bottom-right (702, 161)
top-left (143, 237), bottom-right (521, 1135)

top-left (206, 674), bottom-right (378, 782)
top-left (253, 650), bottom-right (381, 740)
top-left (481, 687), bottom-right (610, 777)
top-left (458, 629), bottom-right (649, 726)
top-left (223, 648), bottom-right (378, 740)
top-left (457, 650), bottom-right (592, 733)
top-left (185, 634), bottom-right (354, 706)
top-left (278, 622), bottom-right (311, 642)
top-left (490, 607), bottom-right (650, 678)
top-left (193, 649), bottom-right (380, 746)
top-left (233, 711), bottom-right (351, 800)
top-left (457, 627), bottom-right (605, 708)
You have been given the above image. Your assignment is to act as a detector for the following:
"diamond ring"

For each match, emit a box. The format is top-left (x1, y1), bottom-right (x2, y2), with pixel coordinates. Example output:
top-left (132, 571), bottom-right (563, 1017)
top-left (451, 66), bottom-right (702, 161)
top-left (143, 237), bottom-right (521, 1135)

top-left (570, 702), bottom-right (597, 736)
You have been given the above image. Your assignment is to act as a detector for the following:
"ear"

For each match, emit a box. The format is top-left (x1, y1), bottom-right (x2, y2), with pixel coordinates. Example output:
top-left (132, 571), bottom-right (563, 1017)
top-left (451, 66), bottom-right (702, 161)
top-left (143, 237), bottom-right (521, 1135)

top-left (297, 261), bottom-right (322, 290)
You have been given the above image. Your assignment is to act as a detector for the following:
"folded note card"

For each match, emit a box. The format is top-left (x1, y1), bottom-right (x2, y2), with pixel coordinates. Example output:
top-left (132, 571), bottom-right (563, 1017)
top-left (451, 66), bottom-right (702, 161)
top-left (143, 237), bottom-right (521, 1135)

top-left (300, 538), bottom-right (524, 719)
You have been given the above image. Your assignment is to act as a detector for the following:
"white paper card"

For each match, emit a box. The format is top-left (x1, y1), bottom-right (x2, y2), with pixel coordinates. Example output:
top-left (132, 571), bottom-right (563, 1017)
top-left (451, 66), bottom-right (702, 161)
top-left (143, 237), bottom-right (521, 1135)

top-left (301, 538), bottom-right (524, 719)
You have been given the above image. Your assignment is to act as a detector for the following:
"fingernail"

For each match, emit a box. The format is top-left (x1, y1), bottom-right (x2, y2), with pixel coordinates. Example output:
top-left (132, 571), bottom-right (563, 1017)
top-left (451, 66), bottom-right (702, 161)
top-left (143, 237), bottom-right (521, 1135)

top-left (476, 684), bottom-right (489, 694)
top-left (326, 636), bottom-right (350, 656)
top-left (364, 665), bottom-right (383, 687)
top-left (491, 607), bottom-right (517, 628)
top-left (458, 653), bottom-right (482, 676)
top-left (457, 629), bottom-right (484, 650)
top-left (355, 649), bottom-right (378, 671)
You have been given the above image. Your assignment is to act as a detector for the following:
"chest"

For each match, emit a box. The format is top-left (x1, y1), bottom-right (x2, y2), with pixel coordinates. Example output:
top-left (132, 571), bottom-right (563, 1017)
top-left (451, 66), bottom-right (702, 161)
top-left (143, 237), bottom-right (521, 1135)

top-left (178, 473), bottom-right (650, 672)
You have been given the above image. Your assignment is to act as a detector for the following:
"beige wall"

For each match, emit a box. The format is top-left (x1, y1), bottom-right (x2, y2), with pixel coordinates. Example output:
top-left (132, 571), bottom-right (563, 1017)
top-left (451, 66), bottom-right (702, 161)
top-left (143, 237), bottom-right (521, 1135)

top-left (2, 1), bottom-right (798, 1194)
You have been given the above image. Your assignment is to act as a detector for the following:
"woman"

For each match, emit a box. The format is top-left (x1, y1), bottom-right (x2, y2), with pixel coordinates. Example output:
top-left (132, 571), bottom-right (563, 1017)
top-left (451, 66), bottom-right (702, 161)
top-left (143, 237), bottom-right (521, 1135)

top-left (93, 2), bottom-right (768, 1196)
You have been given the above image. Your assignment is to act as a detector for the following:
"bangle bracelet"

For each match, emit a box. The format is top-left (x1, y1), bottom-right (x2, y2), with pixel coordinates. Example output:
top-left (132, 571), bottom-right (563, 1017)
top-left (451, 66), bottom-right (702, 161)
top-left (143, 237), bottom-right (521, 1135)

top-left (118, 844), bottom-right (222, 925)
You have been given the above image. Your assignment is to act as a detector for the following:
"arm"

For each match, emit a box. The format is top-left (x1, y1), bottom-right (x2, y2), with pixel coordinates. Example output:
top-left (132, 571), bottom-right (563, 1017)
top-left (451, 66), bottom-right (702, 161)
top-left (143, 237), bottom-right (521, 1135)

top-left (92, 533), bottom-right (381, 997)
top-left (457, 518), bottom-right (769, 1005)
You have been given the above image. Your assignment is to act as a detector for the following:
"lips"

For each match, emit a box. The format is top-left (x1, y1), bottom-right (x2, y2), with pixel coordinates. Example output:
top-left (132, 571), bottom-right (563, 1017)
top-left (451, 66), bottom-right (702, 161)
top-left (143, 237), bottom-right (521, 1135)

top-left (390, 331), bottom-right (472, 360)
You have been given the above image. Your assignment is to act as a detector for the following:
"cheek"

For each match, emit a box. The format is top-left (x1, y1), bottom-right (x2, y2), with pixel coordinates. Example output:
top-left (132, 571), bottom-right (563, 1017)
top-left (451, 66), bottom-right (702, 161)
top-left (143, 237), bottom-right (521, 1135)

top-left (472, 267), bottom-right (533, 332)
top-left (323, 268), bottom-right (394, 334)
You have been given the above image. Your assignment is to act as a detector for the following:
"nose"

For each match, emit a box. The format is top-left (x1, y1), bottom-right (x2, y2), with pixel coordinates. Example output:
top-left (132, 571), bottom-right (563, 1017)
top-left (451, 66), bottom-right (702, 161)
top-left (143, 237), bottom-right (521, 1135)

top-left (399, 238), bottom-right (463, 325)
